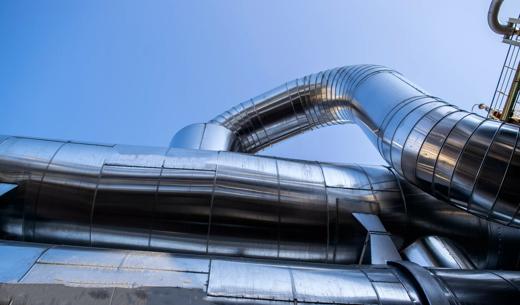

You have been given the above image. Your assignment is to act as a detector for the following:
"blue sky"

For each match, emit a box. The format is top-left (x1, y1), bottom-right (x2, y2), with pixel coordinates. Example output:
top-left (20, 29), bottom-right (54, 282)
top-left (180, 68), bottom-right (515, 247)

top-left (1, 1), bottom-right (519, 164)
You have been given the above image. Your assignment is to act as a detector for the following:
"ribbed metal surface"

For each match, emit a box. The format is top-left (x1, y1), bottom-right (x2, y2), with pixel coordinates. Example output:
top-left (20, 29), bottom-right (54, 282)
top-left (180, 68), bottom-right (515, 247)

top-left (1, 135), bottom-right (519, 270)
top-left (1, 60), bottom-right (520, 303)
top-left (208, 65), bottom-right (393, 152)
top-left (0, 137), bottom-right (394, 264)
top-left (198, 65), bottom-right (520, 227)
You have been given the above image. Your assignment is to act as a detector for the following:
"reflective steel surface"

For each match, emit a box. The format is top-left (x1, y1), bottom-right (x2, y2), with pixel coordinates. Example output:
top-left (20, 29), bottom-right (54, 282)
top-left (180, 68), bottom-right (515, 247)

top-left (0, 135), bottom-right (519, 273)
top-left (0, 240), bottom-right (519, 305)
top-left (0, 136), bottom-right (513, 268)
top-left (186, 65), bottom-right (520, 227)
top-left (2, 62), bottom-right (520, 303)
top-left (402, 236), bottom-right (475, 269)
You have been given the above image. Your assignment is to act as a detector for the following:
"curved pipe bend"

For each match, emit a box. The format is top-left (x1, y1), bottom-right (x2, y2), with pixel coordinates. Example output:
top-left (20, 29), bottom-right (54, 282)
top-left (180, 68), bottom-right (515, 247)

top-left (174, 65), bottom-right (520, 227)
top-left (209, 65), bottom-right (393, 153)
top-left (488, 0), bottom-right (515, 36)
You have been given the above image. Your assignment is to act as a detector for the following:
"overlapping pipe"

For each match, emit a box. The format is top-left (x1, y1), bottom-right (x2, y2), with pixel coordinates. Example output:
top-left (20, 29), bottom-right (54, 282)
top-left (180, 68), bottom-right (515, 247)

top-left (2, 65), bottom-right (520, 270)
top-left (173, 65), bottom-right (520, 228)
top-left (1, 1), bottom-right (520, 301)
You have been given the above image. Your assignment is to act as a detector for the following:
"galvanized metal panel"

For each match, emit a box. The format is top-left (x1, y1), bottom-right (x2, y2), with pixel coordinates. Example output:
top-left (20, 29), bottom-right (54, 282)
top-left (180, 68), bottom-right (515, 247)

top-left (450, 120), bottom-right (502, 212)
top-left (122, 251), bottom-right (209, 273)
top-left (380, 97), bottom-right (435, 164)
top-left (433, 114), bottom-right (484, 200)
top-left (277, 159), bottom-right (327, 262)
top-left (373, 282), bottom-right (413, 305)
top-left (92, 165), bottom-right (160, 249)
top-left (22, 263), bottom-right (207, 289)
top-left (0, 138), bottom-right (65, 241)
top-left (108, 145), bottom-right (167, 168)
top-left (320, 163), bottom-right (372, 189)
top-left (291, 268), bottom-right (378, 304)
top-left (209, 152), bottom-right (279, 258)
top-left (401, 106), bottom-right (458, 183)
top-left (415, 112), bottom-right (469, 187)
top-left (207, 260), bottom-right (293, 301)
top-left (390, 101), bottom-right (446, 174)
top-left (164, 147), bottom-right (219, 171)
top-left (362, 165), bottom-right (400, 191)
top-left (325, 187), bottom-right (372, 264)
top-left (151, 167), bottom-right (214, 254)
top-left (35, 143), bottom-right (114, 245)
top-left (39, 246), bottom-right (127, 268)
top-left (205, 296), bottom-right (292, 305)
top-left (363, 268), bottom-right (400, 283)
top-left (0, 137), bottom-right (64, 178)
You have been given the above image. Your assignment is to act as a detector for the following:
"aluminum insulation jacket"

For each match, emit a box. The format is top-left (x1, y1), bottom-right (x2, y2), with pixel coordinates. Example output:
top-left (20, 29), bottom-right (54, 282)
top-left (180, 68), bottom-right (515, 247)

top-left (1, 135), bottom-right (519, 269)
top-left (204, 65), bottom-right (520, 227)
top-left (1, 240), bottom-right (520, 305)
top-left (0, 136), bottom-right (406, 264)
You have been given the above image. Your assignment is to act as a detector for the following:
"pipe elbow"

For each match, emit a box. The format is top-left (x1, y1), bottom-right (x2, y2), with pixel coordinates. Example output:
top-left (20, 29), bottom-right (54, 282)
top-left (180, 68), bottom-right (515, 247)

top-left (186, 64), bottom-right (520, 228)
top-left (488, 0), bottom-right (515, 36)
top-left (204, 65), bottom-right (393, 153)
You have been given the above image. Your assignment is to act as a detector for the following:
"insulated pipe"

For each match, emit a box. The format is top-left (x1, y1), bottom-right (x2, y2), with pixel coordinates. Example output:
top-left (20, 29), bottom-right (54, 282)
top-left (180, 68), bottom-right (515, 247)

top-left (0, 242), bottom-right (520, 305)
top-left (0, 136), bottom-right (406, 264)
top-left (188, 65), bottom-right (520, 227)
top-left (1, 240), bottom-right (519, 305)
top-left (488, 0), bottom-right (515, 36)
top-left (0, 136), bottom-right (519, 269)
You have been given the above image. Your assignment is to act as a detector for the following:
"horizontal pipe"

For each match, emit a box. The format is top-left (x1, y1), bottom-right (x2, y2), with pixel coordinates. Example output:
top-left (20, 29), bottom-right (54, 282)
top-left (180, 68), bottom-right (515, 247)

top-left (185, 65), bottom-right (520, 228)
top-left (0, 136), bottom-right (518, 269)
top-left (1, 240), bottom-right (519, 305)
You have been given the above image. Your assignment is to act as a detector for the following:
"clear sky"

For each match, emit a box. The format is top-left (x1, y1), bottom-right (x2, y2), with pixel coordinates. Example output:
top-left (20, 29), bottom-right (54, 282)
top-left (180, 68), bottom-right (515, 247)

top-left (1, 1), bottom-right (519, 165)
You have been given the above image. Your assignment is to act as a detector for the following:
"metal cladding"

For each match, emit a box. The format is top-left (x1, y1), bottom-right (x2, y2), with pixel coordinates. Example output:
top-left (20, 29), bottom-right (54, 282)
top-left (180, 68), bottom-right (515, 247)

top-left (2, 63), bottom-right (520, 303)
top-left (1, 240), bottom-right (520, 305)
top-left (0, 136), bottom-right (407, 264)
top-left (0, 138), bottom-right (519, 270)
top-left (186, 65), bottom-right (520, 228)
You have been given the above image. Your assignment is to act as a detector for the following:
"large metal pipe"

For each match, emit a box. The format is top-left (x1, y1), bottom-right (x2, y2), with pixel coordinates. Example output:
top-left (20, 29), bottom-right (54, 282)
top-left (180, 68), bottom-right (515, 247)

top-left (1, 240), bottom-right (519, 305)
top-left (0, 136), bottom-right (402, 264)
top-left (174, 65), bottom-right (520, 228)
top-left (0, 136), bottom-right (519, 269)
